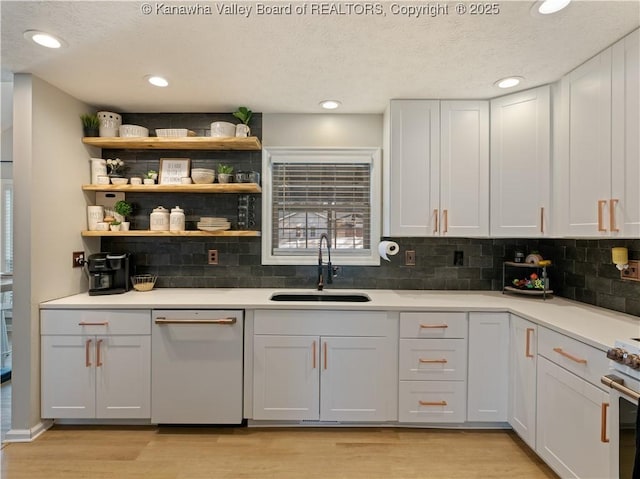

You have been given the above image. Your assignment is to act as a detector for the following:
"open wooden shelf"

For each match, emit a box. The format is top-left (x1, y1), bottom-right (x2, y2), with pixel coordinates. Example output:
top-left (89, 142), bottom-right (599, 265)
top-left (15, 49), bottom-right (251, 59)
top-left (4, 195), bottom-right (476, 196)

top-left (81, 230), bottom-right (261, 237)
top-left (82, 183), bottom-right (261, 193)
top-left (82, 136), bottom-right (262, 150)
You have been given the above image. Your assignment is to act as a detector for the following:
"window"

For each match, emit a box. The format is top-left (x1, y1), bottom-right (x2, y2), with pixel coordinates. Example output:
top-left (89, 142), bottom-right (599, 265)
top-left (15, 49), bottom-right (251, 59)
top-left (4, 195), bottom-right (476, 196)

top-left (262, 148), bottom-right (381, 265)
top-left (0, 179), bottom-right (12, 273)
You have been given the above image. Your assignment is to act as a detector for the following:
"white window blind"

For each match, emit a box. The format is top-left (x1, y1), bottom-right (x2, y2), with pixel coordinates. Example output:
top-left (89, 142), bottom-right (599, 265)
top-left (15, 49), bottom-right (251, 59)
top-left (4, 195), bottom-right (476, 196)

top-left (0, 180), bottom-right (12, 273)
top-left (262, 148), bottom-right (381, 266)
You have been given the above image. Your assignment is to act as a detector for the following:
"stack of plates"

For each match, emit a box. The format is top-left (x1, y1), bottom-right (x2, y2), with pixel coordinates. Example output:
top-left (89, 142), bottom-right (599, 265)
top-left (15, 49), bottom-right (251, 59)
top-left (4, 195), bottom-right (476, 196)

top-left (197, 217), bottom-right (230, 232)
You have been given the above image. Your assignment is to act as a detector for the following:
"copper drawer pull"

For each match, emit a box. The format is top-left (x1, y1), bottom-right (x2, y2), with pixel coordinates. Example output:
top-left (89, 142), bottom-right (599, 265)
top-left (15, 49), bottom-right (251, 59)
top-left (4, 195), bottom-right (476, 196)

top-left (96, 339), bottom-right (103, 367)
top-left (418, 358), bottom-right (448, 364)
top-left (419, 324), bottom-right (448, 329)
top-left (433, 209), bottom-right (439, 234)
top-left (312, 341), bottom-right (317, 369)
top-left (419, 400), bottom-right (447, 406)
top-left (85, 339), bottom-right (92, 367)
top-left (525, 328), bottom-right (535, 358)
top-left (597, 200), bottom-right (607, 232)
top-left (610, 199), bottom-right (619, 232)
top-left (154, 318), bottom-right (236, 324)
top-left (601, 402), bottom-right (609, 443)
top-left (443, 209), bottom-right (448, 233)
top-left (553, 347), bottom-right (587, 364)
top-left (79, 321), bottom-right (109, 326)
top-left (323, 341), bottom-right (328, 370)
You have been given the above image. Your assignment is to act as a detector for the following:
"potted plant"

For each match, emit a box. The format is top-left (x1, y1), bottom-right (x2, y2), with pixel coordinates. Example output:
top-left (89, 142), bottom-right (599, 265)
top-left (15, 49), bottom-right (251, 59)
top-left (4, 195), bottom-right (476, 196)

top-left (109, 220), bottom-right (121, 232)
top-left (114, 200), bottom-right (132, 230)
top-left (80, 113), bottom-right (100, 137)
top-left (106, 158), bottom-right (127, 179)
top-left (144, 170), bottom-right (158, 185)
top-left (232, 106), bottom-right (252, 137)
top-left (217, 164), bottom-right (234, 183)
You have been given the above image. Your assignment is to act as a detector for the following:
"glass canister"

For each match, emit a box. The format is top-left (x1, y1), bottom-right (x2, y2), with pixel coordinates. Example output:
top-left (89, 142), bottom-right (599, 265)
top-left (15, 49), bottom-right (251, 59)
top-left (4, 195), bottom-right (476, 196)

top-left (150, 206), bottom-right (170, 231)
top-left (170, 206), bottom-right (185, 232)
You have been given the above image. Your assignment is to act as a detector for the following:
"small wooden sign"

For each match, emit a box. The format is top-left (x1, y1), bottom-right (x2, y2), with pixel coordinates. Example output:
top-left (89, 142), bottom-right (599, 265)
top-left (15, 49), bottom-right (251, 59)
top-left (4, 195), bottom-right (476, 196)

top-left (159, 158), bottom-right (191, 185)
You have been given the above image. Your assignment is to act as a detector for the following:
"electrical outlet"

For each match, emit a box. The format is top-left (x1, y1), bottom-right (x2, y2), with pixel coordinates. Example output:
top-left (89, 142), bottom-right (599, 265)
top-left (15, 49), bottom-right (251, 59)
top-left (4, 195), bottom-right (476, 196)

top-left (72, 251), bottom-right (85, 268)
top-left (621, 260), bottom-right (640, 281)
top-left (453, 250), bottom-right (464, 266)
top-left (208, 250), bottom-right (218, 265)
top-left (405, 250), bottom-right (416, 266)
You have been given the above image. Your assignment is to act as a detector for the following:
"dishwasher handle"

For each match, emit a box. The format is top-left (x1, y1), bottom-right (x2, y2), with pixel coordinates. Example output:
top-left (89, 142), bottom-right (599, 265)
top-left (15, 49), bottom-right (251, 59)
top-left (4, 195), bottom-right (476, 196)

top-left (154, 317), bottom-right (237, 325)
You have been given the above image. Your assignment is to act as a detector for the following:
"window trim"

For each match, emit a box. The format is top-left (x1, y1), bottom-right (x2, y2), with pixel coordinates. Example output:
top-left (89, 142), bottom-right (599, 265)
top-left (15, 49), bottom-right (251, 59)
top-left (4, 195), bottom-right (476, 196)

top-left (261, 147), bottom-right (381, 266)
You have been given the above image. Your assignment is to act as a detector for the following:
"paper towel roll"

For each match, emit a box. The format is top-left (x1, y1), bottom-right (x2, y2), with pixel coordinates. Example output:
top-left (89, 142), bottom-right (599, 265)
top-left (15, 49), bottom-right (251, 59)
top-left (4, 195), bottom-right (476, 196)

top-left (378, 241), bottom-right (399, 261)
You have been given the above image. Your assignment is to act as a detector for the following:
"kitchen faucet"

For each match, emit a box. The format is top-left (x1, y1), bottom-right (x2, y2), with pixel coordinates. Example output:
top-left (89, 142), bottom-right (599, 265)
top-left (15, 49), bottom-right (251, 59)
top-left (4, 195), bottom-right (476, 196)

top-left (317, 233), bottom-right (334, 291)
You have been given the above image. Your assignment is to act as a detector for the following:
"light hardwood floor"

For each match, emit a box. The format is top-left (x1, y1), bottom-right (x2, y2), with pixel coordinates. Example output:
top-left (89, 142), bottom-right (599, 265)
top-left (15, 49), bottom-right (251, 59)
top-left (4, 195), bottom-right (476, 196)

top-left (1, 426), bottom-right (557, 478)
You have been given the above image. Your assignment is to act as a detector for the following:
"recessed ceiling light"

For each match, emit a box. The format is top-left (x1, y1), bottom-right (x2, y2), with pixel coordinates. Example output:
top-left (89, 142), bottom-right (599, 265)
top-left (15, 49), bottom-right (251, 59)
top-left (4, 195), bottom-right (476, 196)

top-left (146, 75), bottom-right (169, 87)
top-left (495, 77), bottom-right (523, 89)
top-left (320, 100), bottom-right (341, 110)
top-left (23, 30), bottom-right (63, 49)
top-left (535, 0), bottom-right (571, 15)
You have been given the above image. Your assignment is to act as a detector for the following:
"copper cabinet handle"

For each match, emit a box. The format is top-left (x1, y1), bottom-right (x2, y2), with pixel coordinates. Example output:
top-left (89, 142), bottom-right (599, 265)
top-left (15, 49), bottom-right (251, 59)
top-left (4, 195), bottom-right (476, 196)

top-left (85, 339), bottom-right (92, 367)
top-left (525, 328), bottom-right (535, 358)
top-left (79, 321), bottom-right (109, 326)
top-left (419, 400), bottom-right (447, 406)
top-left (443, 209), bottom-right (448, 233)
top-left (418, 358), bottom-right (448, 364)
top-left (610, 199), bottom-right (619, 232)
top-left (553, 347), bottom-right (587, 364)
top-left (540, 207), bottom-right (544, 234)
top-left (601, 402), bottom-right (609, 443)
top-left (433, 209), bottom-right (439, 234)
top-left (96, 339), bottom-right (103, 367)
top-left (597, 200), bottom-right (607, 231)
top-left (154, 318), bottom-right (236, 324)
top-left (323, 341), bottom-right (327, 370)
top-left (419, 324), bottom-right (448, 329)
top-left (312, 340), bottom-right (317, 369)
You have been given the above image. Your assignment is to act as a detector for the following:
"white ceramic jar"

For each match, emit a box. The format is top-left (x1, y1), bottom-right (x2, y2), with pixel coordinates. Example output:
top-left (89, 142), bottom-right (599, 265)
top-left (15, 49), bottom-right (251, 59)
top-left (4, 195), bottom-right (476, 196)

top-left (89, 158), bottom-right (107, 184)
top-left (170, 206), bottom-right (185, 232)
top-left (150, 206), bottom-right (170, 231)
top-left (97, 111), bottom-right (122, 137)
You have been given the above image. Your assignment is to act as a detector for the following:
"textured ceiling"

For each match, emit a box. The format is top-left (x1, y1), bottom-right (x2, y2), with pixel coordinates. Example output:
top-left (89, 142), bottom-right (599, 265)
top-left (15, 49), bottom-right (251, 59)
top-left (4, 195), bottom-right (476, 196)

top-left (1, 0), bottom-right (639, 113)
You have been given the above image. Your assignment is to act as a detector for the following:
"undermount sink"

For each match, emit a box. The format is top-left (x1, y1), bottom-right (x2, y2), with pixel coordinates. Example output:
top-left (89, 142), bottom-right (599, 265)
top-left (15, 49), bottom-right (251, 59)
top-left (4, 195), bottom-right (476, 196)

top-left (270, 292), bottom-right (371, 302)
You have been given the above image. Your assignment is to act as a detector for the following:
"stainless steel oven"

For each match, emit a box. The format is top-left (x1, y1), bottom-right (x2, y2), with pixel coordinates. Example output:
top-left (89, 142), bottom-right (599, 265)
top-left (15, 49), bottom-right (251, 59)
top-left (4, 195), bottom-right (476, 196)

top-left (602, 340), bottom-right (640, 479)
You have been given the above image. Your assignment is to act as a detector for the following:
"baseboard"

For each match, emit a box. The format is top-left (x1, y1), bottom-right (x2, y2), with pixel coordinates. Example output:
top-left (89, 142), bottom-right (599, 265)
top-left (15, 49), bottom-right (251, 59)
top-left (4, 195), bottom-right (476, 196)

top-left (3, 419), bottom-right (53, 443)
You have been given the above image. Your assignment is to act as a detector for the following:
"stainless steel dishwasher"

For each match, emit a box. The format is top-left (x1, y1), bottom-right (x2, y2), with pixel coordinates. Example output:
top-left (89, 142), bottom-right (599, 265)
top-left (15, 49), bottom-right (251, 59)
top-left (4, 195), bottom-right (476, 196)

top-left (151, 310), bottom-right (243, 424)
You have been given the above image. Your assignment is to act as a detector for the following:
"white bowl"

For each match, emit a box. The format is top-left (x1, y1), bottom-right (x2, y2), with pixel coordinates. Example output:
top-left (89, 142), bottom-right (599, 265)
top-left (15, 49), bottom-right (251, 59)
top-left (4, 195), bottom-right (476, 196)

top-left (110, 177), bottom-right (129, 185)
top-left (191, 168), bottom-right (215, 175)
top-left (156, 128), bottom-right (188, 138)
top-left (191, 172), bottom-right (215, 184)
top-left (119, 124), bottom-right (149, 137)
top-left (210, 122), bottom-right (236, 138)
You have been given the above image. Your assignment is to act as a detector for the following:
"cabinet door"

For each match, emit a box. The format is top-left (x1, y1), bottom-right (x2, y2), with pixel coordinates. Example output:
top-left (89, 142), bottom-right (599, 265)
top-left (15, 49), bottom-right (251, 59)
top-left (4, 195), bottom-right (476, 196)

top-left (385, 100), bottom-right (440, 236)
top-left (467, 313), bottom-right (509, 422)
top-left (557, 48), bottom-right (612, 236)
top-left (41, 335), bottom-right (96, 418)
top-left (440, 101), bottom-right (489, 237)
top-left (253, 335), bottom-right (319, 421)
top-left (536, 356), bottom-right (610, 479)
top-left (95, 335), bottom-right (151, 419)
top-left (612, 29), bottom-right (640, 237)
top-left (490, 86), bottom-right (551, 237)
top-left (320, 336), bottom-right (391, 422)
top-left (508, 315), bottom-right (537, 449)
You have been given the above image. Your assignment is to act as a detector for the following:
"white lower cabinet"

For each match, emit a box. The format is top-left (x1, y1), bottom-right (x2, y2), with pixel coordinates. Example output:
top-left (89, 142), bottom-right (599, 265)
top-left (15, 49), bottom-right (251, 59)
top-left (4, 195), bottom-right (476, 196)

top-left (508, 315), bottom-right (537, 449)
top-left (398, 312), bottom-right (468, 424)
top-left (252, 310), bottom-right (397, 422)
top-left (467, 312), bottom-right (509, 422)
top-left (41, 310), bottom-right (151, 419)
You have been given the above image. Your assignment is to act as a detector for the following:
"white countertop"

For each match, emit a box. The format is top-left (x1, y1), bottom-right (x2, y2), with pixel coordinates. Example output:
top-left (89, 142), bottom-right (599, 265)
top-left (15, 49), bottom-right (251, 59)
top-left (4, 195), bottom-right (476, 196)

top-left (40, 288), bottom-right (640, 352)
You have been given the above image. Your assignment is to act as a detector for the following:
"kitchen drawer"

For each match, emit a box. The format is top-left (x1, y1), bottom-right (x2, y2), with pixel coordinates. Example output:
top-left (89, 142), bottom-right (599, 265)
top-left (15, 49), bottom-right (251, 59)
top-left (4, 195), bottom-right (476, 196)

top-left (399, 339), bottom-right (467, 381)
top-left (538, 327), bottom-right (608, 388)
top-left (254, 309), bottom-right (389, 336)
top-left (399, 380), bottom-right (466, 423)
top-left (400, 312), bottom-right (467, 339)
top-left (41, 309), bottom-right (151, 335)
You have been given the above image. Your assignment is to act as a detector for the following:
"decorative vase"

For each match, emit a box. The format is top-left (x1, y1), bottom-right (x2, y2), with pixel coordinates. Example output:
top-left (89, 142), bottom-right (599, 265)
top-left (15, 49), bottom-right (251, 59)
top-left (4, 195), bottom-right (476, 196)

top-left (218, 173), bottom-right (232, 184)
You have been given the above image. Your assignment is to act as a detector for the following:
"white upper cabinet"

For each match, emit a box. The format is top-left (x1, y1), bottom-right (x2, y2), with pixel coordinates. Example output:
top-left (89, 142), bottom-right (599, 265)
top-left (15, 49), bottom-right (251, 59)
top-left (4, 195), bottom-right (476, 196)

top-left (440, 101), bottom-right (489, 237)
top-left (384, 100), bottom-right (488, 237)
top-left (384, 100), bottom-right (440, 236)
top-left (612, 28), bottom-right (640, 237)
top-left (556, 28), bottom-right (639, 237)
top-left (490, 86), bottom-right (551, 237)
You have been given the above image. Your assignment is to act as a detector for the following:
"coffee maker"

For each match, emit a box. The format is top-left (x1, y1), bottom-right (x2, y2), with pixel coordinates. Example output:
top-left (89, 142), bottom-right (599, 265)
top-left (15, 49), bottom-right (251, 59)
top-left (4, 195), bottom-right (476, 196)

top-left (87, 253), bottom-right (131, 295)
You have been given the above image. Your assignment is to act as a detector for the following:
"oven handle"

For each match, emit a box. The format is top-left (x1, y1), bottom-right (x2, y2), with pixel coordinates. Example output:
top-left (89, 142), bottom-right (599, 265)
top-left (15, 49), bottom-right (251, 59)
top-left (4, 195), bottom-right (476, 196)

top-left (601, 374), bottom-right (640, 401)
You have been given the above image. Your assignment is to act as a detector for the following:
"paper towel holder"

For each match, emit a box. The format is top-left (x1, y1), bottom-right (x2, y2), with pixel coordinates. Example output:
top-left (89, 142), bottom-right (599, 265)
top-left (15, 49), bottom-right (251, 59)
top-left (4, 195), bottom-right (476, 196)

top-left (612, 247), bottom-right (628, 271)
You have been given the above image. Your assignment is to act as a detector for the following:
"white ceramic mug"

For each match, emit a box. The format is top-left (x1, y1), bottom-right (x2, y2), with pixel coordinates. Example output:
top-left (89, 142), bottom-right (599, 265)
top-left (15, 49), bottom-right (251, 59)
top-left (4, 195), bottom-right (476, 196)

top-left (235, 124), bottom-right (250, 138)
top-left (130, 177), bottom-right (143, 185)
top-left (87, 206), bottom-right (104, 231)
top-left (97, 175), bottom-right (110, 185)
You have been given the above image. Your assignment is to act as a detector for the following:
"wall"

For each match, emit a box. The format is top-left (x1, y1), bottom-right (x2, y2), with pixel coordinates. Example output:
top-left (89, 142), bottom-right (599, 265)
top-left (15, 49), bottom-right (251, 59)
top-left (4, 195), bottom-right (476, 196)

top-left (9, 74), bottom-right (99, 440)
